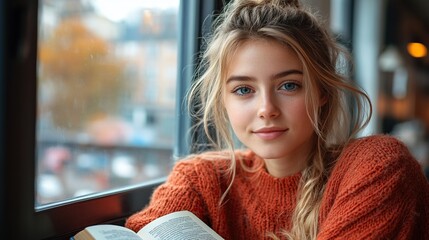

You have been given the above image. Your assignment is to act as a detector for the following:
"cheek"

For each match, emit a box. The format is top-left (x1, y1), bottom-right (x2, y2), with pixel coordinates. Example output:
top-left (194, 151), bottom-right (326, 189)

top-left (224, 100), bottom-right (251, 129)
top-left (289, 100), bottom-right (313, 125)
top-left (225, 103), bottom-right (242, 125)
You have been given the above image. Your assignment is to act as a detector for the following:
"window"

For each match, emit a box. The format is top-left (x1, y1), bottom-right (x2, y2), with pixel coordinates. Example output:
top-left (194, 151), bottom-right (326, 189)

top-left (36, 0), bottom-right (179, 207)
top-left (0, 0), bottom-right (222, 239)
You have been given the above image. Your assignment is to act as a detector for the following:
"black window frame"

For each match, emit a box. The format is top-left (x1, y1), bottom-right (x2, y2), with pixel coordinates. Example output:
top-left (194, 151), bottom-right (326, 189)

top-left (0, 0), bottom-right (224, 239)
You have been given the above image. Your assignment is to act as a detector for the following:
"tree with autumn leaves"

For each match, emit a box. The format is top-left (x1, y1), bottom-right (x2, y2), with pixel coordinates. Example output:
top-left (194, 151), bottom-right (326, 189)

top-left (39, 18), bottom-right (129, 133)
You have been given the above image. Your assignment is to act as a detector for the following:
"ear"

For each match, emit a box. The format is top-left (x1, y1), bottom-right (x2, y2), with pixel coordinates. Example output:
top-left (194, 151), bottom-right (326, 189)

top-left (319, 94), bottom-right (327, 106)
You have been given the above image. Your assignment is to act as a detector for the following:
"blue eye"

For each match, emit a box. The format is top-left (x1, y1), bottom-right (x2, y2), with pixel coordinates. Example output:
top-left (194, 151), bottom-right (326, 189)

top-left (233, 86), bottom-right (253, 95)
top-left (280, 82), bottom-right (300, 91)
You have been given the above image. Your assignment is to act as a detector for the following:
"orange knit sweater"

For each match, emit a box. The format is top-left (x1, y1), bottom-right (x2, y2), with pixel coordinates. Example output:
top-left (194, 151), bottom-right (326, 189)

top-left (125, 135), bottom-right (429, 239)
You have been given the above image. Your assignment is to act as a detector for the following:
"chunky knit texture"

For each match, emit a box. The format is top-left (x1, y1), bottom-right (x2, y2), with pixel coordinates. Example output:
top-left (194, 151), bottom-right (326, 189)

top-left (125, 135), bottom-right (429, 239)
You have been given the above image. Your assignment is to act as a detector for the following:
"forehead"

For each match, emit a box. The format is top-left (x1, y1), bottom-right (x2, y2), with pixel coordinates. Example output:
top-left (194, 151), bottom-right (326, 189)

top-left (225, 39), bottom-right (303, 76)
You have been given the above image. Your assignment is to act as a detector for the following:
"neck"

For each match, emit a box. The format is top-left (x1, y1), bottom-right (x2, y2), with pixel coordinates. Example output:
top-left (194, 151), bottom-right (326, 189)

top-left (264, 156), bottom-right (308, 178)
top-left (263, 137), bottom-right (315, 178)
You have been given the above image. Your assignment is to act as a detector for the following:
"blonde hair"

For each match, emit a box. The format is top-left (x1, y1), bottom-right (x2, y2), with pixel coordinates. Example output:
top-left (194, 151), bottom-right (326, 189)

top-left (187, 0), bottom-right (372, 239)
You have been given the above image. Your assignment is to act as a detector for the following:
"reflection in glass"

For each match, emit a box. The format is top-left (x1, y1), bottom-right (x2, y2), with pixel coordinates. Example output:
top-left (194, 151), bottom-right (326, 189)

top-left (36, 0), bottom-right (179, 206)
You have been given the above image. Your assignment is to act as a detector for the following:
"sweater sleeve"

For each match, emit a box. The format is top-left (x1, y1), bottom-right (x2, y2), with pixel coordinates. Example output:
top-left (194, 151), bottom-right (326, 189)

top-left (318, 135), bottom-right (429, 239)
top-left (124, 159), bottom-right (210, 232)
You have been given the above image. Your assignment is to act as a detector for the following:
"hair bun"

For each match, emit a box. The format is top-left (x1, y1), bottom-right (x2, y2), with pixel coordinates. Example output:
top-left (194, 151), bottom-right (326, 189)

top-left (252, 0), bottom-right (301, 8)
top-left (278, 0), bottom-right (300, 8)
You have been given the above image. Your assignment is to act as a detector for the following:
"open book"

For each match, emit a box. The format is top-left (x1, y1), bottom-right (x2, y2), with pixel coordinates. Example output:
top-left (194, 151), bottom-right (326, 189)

top-left (71, 210), bottom-right (224, 240)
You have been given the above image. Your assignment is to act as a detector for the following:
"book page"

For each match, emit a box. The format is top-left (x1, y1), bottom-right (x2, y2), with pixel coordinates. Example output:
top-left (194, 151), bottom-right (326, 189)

top-left (137, 211), bottom-right (224, 240)
top-left (82, 224), bottom-right (142, 240)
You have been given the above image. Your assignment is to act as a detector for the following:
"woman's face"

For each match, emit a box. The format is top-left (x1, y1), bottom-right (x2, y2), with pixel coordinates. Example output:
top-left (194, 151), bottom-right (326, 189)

top-left (223, 39), bottom-right (316, 171)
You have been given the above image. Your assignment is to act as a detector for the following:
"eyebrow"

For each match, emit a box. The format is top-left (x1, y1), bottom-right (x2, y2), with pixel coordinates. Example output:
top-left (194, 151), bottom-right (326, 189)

top-left (226, 69), bottom-right (303, 84)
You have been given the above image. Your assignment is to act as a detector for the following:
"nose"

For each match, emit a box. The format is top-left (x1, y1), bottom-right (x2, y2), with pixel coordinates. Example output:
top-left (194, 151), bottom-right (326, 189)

top-left (257, 93), bottom-right (280, 119)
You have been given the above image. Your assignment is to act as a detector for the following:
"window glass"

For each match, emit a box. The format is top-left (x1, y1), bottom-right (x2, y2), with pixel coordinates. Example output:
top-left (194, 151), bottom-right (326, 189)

top-left (36, 0), bottom-right (179, 207)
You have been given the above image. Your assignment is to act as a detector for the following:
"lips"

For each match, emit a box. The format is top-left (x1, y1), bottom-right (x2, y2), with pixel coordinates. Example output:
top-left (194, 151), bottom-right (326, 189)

top-left (253, 127), bottom-right (287, 140)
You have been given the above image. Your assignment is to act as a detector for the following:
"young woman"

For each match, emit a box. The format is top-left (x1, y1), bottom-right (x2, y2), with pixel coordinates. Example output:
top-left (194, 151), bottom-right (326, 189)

top-left (125, 0), bottom-right (429, 239)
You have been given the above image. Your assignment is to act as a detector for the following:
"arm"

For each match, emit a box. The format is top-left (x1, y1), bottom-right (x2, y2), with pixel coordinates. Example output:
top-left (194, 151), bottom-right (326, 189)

top-left (318, 135), bottom-right (429, 239)
top-left (125, 160), bottom-right (209, 232)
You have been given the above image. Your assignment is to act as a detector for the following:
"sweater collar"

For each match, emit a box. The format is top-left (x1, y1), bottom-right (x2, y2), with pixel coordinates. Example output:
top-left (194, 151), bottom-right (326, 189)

top-left (238, 149), bottom-right (302, 185)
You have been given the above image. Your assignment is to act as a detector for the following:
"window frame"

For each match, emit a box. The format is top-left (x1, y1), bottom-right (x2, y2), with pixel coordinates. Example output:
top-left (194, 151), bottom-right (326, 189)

top-left (0, 0), bottom-right (224, 239)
